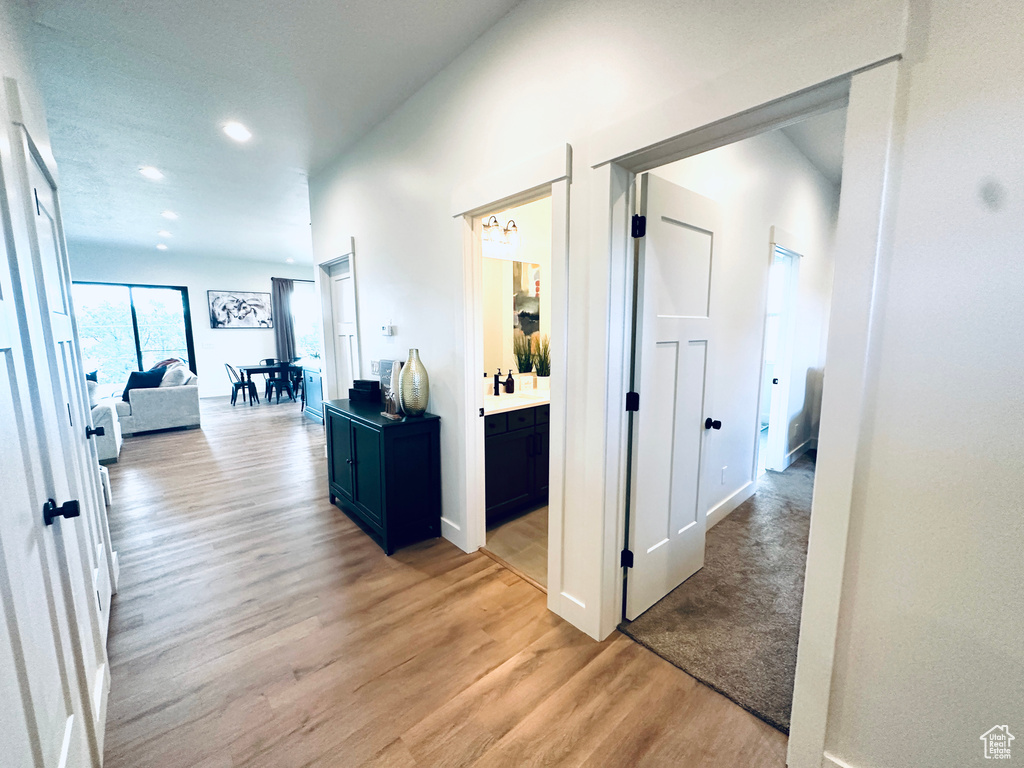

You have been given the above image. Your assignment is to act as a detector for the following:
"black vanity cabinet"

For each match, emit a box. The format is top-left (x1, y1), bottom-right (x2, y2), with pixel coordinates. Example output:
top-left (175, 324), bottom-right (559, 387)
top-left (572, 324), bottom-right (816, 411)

top-left (325, 399), bottom-right (441, 554)
top-left (484, 403), bottom-right (550, 522)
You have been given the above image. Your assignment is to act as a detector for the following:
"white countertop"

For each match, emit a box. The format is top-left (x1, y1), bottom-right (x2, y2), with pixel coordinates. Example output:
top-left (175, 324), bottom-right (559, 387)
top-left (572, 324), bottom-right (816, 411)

top-left (483, 391), bottom-right (550, 415)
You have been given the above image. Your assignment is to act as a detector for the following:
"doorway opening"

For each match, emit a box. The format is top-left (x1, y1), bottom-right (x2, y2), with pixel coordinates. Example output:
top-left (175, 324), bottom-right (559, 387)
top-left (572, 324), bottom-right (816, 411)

top-left (476, 195), bottom-right (553, 590)
top-left (618, 105), bottom-right (844, 734)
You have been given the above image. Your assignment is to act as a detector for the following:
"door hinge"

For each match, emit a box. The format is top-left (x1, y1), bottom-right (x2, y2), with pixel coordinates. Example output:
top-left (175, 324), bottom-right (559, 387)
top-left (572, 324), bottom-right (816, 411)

top-left (631, 214), bottom-right (646, 238)
top-left (625, 391), bottom-right (639, 412)
top-left (621, 549), bottom-right (634, 568)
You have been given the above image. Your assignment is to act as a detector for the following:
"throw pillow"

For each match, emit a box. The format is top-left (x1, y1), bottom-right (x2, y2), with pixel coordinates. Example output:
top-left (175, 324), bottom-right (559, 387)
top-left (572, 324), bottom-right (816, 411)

top-left (122, 367), bottom-right (166, 402)
top-left (86, 379), bottom-right (99, 408)
top-left (159, 364), bottom-right (190, 387)
top-left (86, 370), bottom-right (98, 382)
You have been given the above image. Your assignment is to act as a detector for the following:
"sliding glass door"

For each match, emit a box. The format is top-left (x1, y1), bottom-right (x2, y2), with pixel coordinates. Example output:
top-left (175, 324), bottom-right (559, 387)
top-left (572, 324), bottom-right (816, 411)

top-left (72, 281), bottom-right (196, 387)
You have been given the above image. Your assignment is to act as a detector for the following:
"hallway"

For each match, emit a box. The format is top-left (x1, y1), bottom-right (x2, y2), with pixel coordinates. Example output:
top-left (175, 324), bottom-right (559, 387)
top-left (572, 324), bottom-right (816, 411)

top-left (103, 398), bottom-right (787, 767)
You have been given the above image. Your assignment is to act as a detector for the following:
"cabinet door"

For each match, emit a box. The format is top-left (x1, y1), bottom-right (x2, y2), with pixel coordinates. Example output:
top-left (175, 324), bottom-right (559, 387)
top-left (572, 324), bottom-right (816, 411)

top-left (534, 421), bottom-right (550, 499)
top-left (485, 427), bottom-right (535, 520)
top-left (352, 421), bottom-right (383, 525)
top-left (328, 410), bottom-right (354, 499)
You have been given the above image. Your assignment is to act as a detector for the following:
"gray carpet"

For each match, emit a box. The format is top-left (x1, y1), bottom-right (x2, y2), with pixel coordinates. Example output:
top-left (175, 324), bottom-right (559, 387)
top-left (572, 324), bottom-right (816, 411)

top-left (619, 452), bottom-right (816, 734)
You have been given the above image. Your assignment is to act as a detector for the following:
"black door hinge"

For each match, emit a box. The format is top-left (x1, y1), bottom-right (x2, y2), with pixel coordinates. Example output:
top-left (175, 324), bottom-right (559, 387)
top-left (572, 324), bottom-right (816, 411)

top-left (631, 214), bottom-right (646, 238)
top-left (621, 549), bottom-right (634, 568)
top-left (626, 391), bottom-right (639, 412)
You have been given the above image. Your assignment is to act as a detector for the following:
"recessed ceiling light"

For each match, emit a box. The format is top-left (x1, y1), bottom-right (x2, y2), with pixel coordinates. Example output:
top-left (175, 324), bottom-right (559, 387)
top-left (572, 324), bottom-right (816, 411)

top-left (156, 243), bottom-right (168, 251)
top-left (157, 230), bottom-right (172, 238)
top-left (140, 166), bottom-right (164, 180)
top-left (286, 258), bottom-right (294, 264)
top-left (161, 210), bottom-right (178, 220)
top-left (222, 121), bottom-right (252, 142)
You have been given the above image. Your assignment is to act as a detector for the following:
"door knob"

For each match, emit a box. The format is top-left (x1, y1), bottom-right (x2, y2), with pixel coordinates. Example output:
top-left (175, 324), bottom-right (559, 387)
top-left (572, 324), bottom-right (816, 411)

top-left (86, 425), bottom-right (105, 438)
top-left (772, 378), bottom-right (779, 385)
top-left (43, 498), bottom-right (80, 526)
top-left (704, 418), bottom-right (722, 430)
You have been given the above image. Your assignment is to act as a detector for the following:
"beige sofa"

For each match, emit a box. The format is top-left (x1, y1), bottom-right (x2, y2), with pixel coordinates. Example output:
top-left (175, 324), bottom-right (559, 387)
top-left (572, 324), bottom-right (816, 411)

top-left (115, 382), bottom-right (201, 436)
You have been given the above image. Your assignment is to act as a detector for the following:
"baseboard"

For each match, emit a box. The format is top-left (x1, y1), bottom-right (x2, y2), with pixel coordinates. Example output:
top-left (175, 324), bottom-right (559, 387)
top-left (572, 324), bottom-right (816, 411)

top-left (781, 438), bottom-right (812, 470)
top-left (822, 751), bottom-right (859, 768)
top-left (441, 516), bottom-right (469, 552)
top-left (706, 480), bottom-right (755, 529)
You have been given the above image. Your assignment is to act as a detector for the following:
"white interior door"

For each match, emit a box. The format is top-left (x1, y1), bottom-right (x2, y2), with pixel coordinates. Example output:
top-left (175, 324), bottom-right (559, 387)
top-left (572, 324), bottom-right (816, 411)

top-left (0, 77), bottom-right (112, 762)
top-left (330, 260), bottom-right (359, 392)
top-left (0, 105), bottom-right (95, 768)
top-left (625, 173), bottom-right (722, 621)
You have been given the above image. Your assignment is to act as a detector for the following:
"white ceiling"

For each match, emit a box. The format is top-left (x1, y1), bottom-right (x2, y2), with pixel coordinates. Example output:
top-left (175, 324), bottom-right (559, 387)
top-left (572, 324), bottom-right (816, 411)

top-left (781, 107), bottom-right (847, 186)
top-left (27, 0), bottom-right (521, 264)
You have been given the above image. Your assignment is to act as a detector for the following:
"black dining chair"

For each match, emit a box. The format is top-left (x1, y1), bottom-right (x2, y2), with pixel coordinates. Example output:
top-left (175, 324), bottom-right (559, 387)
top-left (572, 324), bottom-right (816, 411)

top-left (262, 359), bottom-right (295, 403)
top-left (225, 364), bottom-right (258, 406)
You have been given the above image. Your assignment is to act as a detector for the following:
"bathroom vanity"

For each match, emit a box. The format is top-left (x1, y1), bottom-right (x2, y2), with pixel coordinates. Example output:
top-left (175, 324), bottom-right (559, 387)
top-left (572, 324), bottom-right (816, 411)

top-left (483, 393), bottom-right (550, 522)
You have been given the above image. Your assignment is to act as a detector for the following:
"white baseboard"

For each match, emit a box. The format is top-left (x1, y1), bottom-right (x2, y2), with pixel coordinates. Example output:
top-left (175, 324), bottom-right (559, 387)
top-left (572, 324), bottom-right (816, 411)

top-left (441, 516), bottom-right (471, 552)
top-left (822, 751), bottom-right (858, 768)
top-left (782, 438), bottom-right (813, 470)
top-left (706, 480), bottom-right (756, 529)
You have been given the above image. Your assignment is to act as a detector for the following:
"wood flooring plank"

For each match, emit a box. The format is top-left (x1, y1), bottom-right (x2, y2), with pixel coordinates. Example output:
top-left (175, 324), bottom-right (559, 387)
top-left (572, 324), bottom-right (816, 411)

top-left (102, 397), bottom-right (788, 768)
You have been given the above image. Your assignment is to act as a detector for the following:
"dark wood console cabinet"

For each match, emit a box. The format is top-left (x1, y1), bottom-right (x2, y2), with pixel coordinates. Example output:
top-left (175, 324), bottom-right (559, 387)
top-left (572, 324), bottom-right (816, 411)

top-left (325, 399), bottom-right (441, 554)
top-left (484, 403), bottom-right (550, 522)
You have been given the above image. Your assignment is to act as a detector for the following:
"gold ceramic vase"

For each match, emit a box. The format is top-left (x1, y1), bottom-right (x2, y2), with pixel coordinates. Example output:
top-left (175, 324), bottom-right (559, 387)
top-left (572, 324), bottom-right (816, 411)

top-left (399, 348), bottom-right (429, 416)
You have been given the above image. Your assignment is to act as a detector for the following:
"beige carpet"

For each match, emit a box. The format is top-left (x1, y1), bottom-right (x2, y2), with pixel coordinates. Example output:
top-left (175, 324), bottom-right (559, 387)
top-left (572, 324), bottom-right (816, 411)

top-left (619, 453), bottom-right (815, 734)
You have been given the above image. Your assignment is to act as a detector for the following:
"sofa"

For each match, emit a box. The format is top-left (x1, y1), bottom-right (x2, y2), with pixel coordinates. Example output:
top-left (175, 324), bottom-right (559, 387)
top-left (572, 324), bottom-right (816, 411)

top-left (90, 396), bottom-right (123, 464)
top-left (115, 382), bottom-right (201, 436)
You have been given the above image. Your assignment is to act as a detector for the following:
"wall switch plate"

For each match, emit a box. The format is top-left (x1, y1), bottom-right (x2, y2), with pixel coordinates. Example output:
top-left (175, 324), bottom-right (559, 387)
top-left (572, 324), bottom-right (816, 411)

top-left (370, 360), bottom-right (380, 375)
top-left (721, 466), bottom-right (728, 484)
top-left (380, 324), bottom-right (394, 336)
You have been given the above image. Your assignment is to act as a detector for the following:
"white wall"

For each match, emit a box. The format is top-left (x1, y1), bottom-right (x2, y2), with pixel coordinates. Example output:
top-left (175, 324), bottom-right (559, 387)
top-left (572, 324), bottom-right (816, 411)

top-left (651, 128), bottom-right (838, 510)
top-left (67, 242), bottom-right (314, 397)
top-left (309, 1), bottom-right (1024, 766)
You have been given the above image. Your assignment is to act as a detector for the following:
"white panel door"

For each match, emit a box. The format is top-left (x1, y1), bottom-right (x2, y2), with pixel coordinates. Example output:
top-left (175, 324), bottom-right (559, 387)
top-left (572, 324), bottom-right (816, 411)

top-left (330, 261), bottom-right (359, 392)
top-left (0, 114), bottom-right (93, 768)
top-left (626, 173), bottom-right (722, 620)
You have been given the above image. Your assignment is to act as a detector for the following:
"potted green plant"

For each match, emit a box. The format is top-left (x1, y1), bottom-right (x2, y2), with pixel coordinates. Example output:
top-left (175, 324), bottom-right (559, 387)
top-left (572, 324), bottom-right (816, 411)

top-left (534, 334), bottom-right (551, 388)
top-left (513, 331), bottom-right (533, 374)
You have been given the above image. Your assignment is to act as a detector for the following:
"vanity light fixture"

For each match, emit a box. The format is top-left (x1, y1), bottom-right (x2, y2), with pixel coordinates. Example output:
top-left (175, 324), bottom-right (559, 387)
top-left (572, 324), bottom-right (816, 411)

top-left (223, 121), bottom-right (252, 142)
top-left (502, 219), bottom-right (519, 247)
top-left (139, 166), bottom-right (164, 180)
top-left (482, 215), bottom-right (502, 244)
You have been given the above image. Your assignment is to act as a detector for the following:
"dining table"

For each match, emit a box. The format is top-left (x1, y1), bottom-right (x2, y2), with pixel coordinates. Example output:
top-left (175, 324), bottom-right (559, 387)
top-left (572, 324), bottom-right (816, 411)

top-left (236, 361), bottom-right (302, 404)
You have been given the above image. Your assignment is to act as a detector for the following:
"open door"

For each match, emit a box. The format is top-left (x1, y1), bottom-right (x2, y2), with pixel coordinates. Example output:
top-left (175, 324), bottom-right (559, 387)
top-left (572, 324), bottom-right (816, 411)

top-left (625, 173), bottom-right (722, 620)
top-left (329, 258), bottom-right (360, 393)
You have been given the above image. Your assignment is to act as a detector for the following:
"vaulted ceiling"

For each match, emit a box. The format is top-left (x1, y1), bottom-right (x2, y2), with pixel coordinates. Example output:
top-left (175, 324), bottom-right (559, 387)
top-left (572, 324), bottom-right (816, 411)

top-left (28, 0), bottom-right (521, 264)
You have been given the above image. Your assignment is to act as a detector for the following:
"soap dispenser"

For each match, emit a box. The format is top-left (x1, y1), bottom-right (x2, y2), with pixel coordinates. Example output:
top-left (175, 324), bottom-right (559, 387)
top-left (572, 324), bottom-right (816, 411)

top-left (505, 370), bottom-right (515, 394)
top-left (493, 369), bottom-right (502, 397)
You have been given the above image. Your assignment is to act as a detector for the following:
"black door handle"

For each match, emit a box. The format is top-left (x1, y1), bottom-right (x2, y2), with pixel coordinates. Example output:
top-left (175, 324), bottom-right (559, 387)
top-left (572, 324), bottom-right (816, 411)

top-left (704, 418), bottom-right (722, 430)
top-left (43, 498), bottom-right (80, 526)
top-left (772, 378), bottom-right (779, 385)
top-left (86, 425), bottom-right (105, 438)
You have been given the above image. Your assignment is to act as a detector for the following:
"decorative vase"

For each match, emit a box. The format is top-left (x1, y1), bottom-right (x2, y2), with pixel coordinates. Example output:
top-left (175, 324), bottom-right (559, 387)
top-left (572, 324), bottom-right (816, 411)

top-left (399, 349), bottom-right (429, 416)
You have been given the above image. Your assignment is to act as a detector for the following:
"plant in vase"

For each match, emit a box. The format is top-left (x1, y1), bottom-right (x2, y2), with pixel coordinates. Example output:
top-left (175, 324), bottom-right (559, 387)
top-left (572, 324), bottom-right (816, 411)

top-left (534, 334), bottom-right (551, 389)
top-left (513, 331), bottom-right (533, 374)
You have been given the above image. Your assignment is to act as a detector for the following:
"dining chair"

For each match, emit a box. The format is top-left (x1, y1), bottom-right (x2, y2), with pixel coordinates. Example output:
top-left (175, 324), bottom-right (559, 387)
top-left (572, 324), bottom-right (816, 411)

top-left (225, 364), bottom-right (258, 406)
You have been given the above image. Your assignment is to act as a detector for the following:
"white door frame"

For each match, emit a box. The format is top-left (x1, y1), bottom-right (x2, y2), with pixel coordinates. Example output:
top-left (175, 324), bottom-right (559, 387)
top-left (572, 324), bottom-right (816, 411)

top-left (452, 144), bottom-right (572, 618)
top-left (315, 237), bottom-right (360, 401)
top-left (594, 60), bottom-right (903, 768)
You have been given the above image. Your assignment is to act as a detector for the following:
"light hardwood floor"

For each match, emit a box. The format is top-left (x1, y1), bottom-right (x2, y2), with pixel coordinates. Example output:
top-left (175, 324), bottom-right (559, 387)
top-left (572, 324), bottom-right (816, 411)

top-left (103, 398), bottom-right (788, 767)
top-left (485, 505), bottom-right (548, 588)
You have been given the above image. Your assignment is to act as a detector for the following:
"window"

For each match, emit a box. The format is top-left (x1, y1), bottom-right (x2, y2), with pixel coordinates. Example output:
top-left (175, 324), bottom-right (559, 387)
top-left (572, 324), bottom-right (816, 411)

top-left (291, 280), bottom-right (322, 360)
top-left (72, 282), bottom-right (196, 385)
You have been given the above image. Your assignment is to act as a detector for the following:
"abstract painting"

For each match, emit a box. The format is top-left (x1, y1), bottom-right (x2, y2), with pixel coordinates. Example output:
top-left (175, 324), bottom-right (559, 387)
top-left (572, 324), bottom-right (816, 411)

top-left (208, 290), bottom-right (273, 329)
